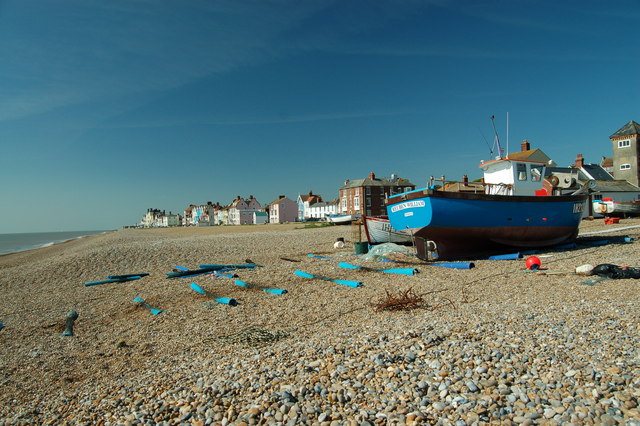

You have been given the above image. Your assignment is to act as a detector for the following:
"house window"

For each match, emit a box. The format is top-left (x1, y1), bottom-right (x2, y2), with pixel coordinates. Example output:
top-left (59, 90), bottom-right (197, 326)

top-left (354, 196), bottom-right (360, 209)
top-left (366, 198), bottom-right (371, 207)
top-left (618, 140), bottom-right (631, 148)
top-left (517, 163), bottom-right (527, 181)
top-left (379, 187), bottom-right (384, 194)
top-left (620, 164), bottom-right (631, 170)
top-left (366, 187), bottom-right (371, 195)
top-left (341, 199), bottom-right (347, 210)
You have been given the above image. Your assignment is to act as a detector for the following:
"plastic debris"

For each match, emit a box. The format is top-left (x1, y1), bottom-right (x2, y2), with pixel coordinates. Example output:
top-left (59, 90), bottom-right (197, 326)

top-left (334, 241), bottom-right (345, 249)
top-left (430, 262), bottom-right (475, 270)
top-left (294, 270), bottom-right (363, 288)
top-left (190, 282), bottom-right (238, 306)
top-left (84, 274), bottom-right (147, 286)
top-left (360, 243), bottom-right (416, 262)
top-left (487, 253), bottom-right (522, 260)
top-left (134, 297), bottom-right (163, 315)
top-left (592, 264), bottom-right (640, 279)
top-left (307, 254), bottom-right (333, 260)
top-left (338, 262), bottom-right (418, 275)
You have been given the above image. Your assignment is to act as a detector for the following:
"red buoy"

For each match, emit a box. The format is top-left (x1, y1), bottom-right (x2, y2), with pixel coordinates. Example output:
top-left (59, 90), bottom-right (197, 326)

top-left (525, 256), bottom-right (541, 270)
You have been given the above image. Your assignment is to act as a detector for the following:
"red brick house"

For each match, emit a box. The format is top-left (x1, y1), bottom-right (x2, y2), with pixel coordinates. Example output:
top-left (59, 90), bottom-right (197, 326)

top-left (339, 172), bottom-right (415, 217)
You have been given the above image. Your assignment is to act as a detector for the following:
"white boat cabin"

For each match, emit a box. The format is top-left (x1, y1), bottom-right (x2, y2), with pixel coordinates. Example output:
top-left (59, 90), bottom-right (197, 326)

top-left (479, 158), bottom-right (547, 196)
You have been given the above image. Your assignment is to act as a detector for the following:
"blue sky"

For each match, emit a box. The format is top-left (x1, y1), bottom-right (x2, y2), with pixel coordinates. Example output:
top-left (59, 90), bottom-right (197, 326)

top-left (1, 0), bottom-right (638, 233)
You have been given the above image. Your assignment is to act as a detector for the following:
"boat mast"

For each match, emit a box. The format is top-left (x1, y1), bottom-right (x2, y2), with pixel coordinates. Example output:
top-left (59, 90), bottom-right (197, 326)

top-left (490, 115), bottom-right (504, 159)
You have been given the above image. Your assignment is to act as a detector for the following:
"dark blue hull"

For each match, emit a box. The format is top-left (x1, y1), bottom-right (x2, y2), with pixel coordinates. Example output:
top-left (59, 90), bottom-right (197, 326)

top-left (387, 190), bottom-right (588, 259)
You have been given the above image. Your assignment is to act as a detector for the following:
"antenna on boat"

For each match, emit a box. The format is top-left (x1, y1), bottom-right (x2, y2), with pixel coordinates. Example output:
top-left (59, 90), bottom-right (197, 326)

top-left (490, 115), bottom-right (504, 159)
top-left (506, 112), bottom-right (509, 158)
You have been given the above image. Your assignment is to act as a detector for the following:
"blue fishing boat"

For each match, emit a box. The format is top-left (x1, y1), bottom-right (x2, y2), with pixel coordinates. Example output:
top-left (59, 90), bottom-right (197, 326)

top-left (387, 147), bottom-right (590, 260)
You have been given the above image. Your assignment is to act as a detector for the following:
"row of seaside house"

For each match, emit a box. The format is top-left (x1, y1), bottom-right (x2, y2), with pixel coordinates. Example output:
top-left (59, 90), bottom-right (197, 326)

top-left (139, 173), bottom-right (416, 228)
top-left (139, 120), bottom-right (640, 227)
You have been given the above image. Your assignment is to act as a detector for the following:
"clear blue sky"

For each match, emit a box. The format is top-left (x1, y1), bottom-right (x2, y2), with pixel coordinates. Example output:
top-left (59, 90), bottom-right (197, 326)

top-left (1, 0), bottom-right (638, 233)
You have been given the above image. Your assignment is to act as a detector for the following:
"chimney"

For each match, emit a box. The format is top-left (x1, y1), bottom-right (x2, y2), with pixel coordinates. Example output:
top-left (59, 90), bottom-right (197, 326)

top-left (574, 154), bottom-right (584, 169)
top-left (462, 175), bottom-right (469, 186)
top-left (308, 190), bottom-right (313, 196)
top-left (521, 140), bottom-right (530, 152)
top-left (369, 172), bottom-right (376, 180)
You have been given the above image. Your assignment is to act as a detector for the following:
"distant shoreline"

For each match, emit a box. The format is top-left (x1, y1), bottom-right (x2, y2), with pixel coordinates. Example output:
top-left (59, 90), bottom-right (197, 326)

top-left (0, 230), bottom-right (114, 258)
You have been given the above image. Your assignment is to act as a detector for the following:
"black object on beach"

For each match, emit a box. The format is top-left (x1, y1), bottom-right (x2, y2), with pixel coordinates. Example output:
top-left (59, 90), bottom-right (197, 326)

top-left (62, 310), bottom-right (78, 336)
top-left (84, 274), bottom-right (147, 286)
top-left (592, 264), bottom-right (640, 279)
top-left (166, 264), bottom-right (253, 279)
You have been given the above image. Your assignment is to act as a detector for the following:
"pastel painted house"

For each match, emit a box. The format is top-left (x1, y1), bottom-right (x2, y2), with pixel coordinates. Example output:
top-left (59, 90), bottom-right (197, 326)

top-left (296, 191), bottom-right (324, 221)
top-left (228, 195), bottom-right (262, 225)
top-left (268, 195), bottom-right (298, 223)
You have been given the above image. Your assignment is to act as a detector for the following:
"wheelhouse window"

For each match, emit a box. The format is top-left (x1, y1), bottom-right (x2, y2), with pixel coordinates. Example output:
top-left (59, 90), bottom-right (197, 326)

top-left (530, 165), bottom-right (543, 182)
top-left (517, 163), bottom-right (527, 181)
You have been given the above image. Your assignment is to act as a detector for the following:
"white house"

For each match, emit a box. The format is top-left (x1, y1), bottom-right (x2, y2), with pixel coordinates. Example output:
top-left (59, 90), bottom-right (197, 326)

top-left (140, 208), bottom-right (180, 228)
top-left (307, 199), bottom-right (339, 220)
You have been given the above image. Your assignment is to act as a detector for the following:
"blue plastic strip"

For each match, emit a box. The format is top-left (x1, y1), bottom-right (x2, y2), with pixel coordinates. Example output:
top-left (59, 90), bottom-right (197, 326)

top-left (234, 280), bottom-right (250, 288)
top-left (382, 268), bottom-right (419, 275)
top-left (308, 254), bottom-right (333, 259)
top-left (333, 279), bottom-right (364, 288)
top-left (263, 288), bottom-right (287, 295)
top-left (215, 297), bottom-right (238, 306)
top-left (487, 253), bottom-right (522, 260)
top-left (294, 270), bottom-right (314, 279)
top-left (190, 282), bottom-right (206, 295)
top-left (582, 240), bottom-right (609, 246)
top-left (554, 243), bottom-right (577, 250)
top-left (430, 262), bottom-right (475, 269)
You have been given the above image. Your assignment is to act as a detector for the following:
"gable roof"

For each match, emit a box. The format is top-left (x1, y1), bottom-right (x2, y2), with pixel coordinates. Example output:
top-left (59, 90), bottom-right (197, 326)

top-left (592, 180), bottom-right (640, 192)
top-left (341, 176), bottom-right (415, 189)
top-left (610, 120), bottom-right (640, 138)
top-left (506, 148), bottom-right (552, 164)
top-left (581, 164), bottom-right (613, 181)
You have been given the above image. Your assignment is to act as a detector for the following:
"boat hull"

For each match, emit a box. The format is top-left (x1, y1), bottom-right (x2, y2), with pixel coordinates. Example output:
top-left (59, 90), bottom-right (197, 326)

top-left (387, 190), bottom-right (588, 260)
top-left (363, 216), bottom-right (413, 245)
top-left (593, 200), bottom-right (640, 217)
top-left (327, 214), bottom-right (353, 224)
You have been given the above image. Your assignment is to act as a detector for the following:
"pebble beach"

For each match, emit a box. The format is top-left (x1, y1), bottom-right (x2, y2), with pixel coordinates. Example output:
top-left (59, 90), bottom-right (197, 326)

top-left (0, 220), bottom-right (639, 425)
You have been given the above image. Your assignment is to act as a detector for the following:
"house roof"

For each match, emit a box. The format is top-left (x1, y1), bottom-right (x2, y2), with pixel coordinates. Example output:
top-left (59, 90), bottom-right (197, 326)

top-left (581, 164), bottom-right (613, 181)
top-left (610, 120), bottom-right (640, 138)
top-left (592, 180), bottom-right (640, 192)
top-left (506, 148), bottom-right (552, 164)
top-left (601, 157), bottom-right (613, 168)
top-left (341, 176), bottom-right (415, 189)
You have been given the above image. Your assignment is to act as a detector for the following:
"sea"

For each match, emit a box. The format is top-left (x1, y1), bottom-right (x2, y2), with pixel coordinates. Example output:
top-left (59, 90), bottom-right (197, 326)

top-left (0, 230), bottom-right (111, 255)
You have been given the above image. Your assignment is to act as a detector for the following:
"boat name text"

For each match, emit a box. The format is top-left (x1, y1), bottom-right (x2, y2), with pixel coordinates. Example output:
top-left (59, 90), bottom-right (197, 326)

top-left (390, 200), bottom-right (425, 212)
